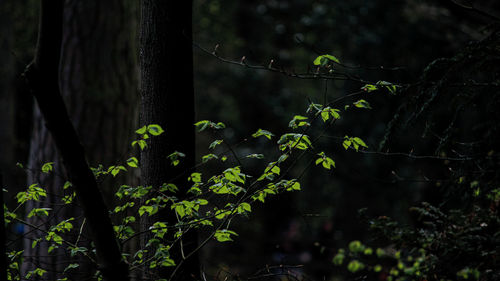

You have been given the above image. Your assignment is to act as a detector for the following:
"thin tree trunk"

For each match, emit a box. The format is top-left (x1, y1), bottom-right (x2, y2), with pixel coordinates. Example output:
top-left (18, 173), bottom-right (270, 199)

top-left (23, 1), bottom-right (129, 280)
top-left (140, 1), bottom-right (199, 280)
top-left (22, 0), bottom-right (139, 280)
top-left (0, 173), bottom-right (7, 281)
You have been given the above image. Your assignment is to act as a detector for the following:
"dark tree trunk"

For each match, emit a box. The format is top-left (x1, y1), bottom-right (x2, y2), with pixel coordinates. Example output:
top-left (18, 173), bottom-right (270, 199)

top-left (140, 1), bottom-right (199, 280)
top-left (22, 1), bottom-right (129, 281)
top-left (0, 173), bottom-right (7, 281)
top-left (0, 0), bottom-right (16, 190)
top-left (22, 0), bottom-right (139, 280)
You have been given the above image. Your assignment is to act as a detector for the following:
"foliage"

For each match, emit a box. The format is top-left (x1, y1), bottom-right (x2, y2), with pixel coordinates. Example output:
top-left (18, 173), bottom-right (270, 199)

top-left (330, 31), bottom-right (500, 281)
top-left (3, 53), bottom-right (389, 278)
top-left (332, 197), bottom-right (500, 280)
top-left (3, 4), bottom-right (500, 278)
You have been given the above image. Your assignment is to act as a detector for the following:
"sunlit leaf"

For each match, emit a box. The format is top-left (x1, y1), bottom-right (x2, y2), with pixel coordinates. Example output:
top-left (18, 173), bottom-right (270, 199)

top-left (252, 128), bottom-right (274, 140)
top-left (147, 124), bottom-right (164, 136)
top-left (41, 162), bottom-right (54, 174)
top-left (313, 54), bottom-right (340, 66)
top-left (353, 99), bottom-right (372, 109)
top-left (126, 157), bottom-right (138, 168)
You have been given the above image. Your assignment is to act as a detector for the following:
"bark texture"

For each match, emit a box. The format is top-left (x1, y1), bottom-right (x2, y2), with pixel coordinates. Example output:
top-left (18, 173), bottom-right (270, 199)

top-left (22, 0), bottom-right (139, 280)
top-left (23, 1), bottom-right (131, 280)
top-left (140, 1), bottom-right (199, 280)
top-left (0, 174), bottom-right (7, 281)
top-left (0, 0), bottom-right (15, 189)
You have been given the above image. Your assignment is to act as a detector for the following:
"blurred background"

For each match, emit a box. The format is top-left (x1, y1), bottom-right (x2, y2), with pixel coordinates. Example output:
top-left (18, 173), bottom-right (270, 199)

top-left (1, 0), bottom-right (498, 280)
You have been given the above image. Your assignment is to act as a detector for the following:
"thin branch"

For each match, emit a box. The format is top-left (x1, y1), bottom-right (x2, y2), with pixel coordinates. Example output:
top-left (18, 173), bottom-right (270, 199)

top-left (12, 217), bottom-right (97, 264)
top-left (449, 0), bottom-right (500, 21)
top-left (193, 41), bottom-right (375, 84)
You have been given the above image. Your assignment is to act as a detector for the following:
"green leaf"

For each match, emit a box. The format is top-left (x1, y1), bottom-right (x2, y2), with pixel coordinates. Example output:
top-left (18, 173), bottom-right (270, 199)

top-left (63, 181), bottom-right (72, 190)
top-left (147, 124), bottom-right (164, 136)
top-left (202, 153), bottom-right (218, 163)
top-left (188, 172), bottom-right (202, 183)
top-left (278, 133), bottom-right (313, 151)
top-left (27, 208), bottom-right (51, 218)
top-left (313, 54), bottom-right (340, 66)
top-left (194, 120), bottom-right (225, 132)
top-left (264, 162), bottom-right (281, 177)
top-left (139, 205), bottom-right (157, 217)
top-left (277, 154), bottom-right (289, 163)
top-left (286, 181), bottom-right (301, 191)
top-left (376, 80), bottom-right (393, 86)
top-left (215, 208), bottom-right (231, 219)
top-left (288, 115), bottom-right (310, 129)
top-left (173, 204), bottom-right (185, 218)
top-left (17, 183), bottom-right (47, 204)
top-left (113, 202), bottom-right (135, 213)
top-left (196, 199), bottom-right (208, 206)
top-left (376, 80), bottom-right (399, 94)
top-left (246, 153), bottom-right (264, 159)
top-left (323, 158), bottom-right (335, 169)
top-left (315, 158), bottom-right (324, 165)
top-left (41, 162), bottom-right (54, 174)
top-left (110, 165), bottom-right (127, 177)
top-left (160, 183), bottom-right (178, 193)
top-left (63, 263), bottom-right (79, 273)
top-left (349, 240), bottom-right (365, 253)
top-left (194, 120), bottom-right (210, 132)
top-left (52, 218), bottom-right (74, 233)
top-left (214, 229), bottom-right (238, 242)
top-left (361, 84), bottom-right (378, 92)
top-left (376, 248), bottom-right (385, 257)
top-left (160, 258), bottom-right (176, 267)
top-left (316, 152), bottom-right (336, 170)
top-left (167, 151), bottom-right (186, 166)
top-left (239, 202), bottom-right (252, 213)
top-left (332, 249), bottom-right (345, 265)
top-left (214, 122), bottom-right (226, 129)
top-left (353, 99), bottom-right (372, 109)
top-left (26, 268), bottom-right (47, 279)
top-left (150, 222), bottom-right (167, 239)
top-left (321, 110), bottom-right (330, 122)
top-left (32, 238), bottom-right (41, 249)
top-left (224, 167), bottom-right (246, 184)
top-left (347, 260), bottom-right (365, 273)
top-left (352, 137), bottom-right (368, 149)
top-left (135, 126), bottom-right (147, 134)
top-left (62, 192), bottom-right (75, 204)
top-left (307, 102), bottom-right (323, 114)
top-left (126, 157), bottom-right (139, 168)
top-left (132, 139), bottom-right (147, 150)
top-left (329, 108), bottom-right (341, 119)
top-left (252, 128), bottom-right (274, 140)
top-left (342, 138), bottom-right (352, 150)
top-left (343, 136), bottom-right (367, 151)
top-left (363, 247), bottom-right (373, 255)
top-left (69, 246), bottom-right (88, 257)
top-left (209, 139), bottom-right (223, 149)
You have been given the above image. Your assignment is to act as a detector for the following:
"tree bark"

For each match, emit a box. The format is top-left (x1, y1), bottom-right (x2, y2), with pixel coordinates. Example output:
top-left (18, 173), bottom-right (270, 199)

top-left (22, 0), bottom-right (138, 280)
top-left (0, 173), bottom-right (7, 281)
top-left (0, 0), bottom-right (16, 192)
top-left (140, 1), bottom-right (199, 280)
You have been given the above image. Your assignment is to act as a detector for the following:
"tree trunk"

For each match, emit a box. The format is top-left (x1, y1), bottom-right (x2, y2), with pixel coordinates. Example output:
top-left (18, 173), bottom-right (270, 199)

top-left (140, 1), bottom-right (199, 280)
top-left (0, 173), bottom-right (7, 281)
top-left (0, 0), bottom-right (16, 191)
top-left (22, 1), bottom-right (139, 280)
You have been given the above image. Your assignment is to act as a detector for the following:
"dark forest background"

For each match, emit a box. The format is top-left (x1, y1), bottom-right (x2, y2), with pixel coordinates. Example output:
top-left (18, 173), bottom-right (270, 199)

top-left (1, 0), bottom-right (499, 280)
